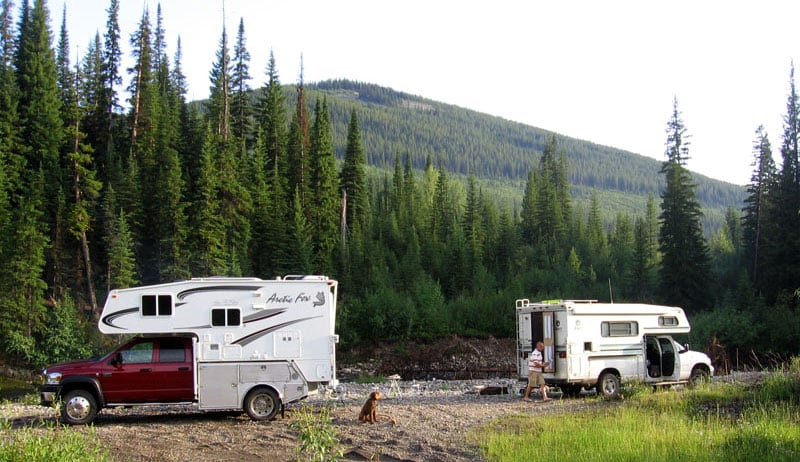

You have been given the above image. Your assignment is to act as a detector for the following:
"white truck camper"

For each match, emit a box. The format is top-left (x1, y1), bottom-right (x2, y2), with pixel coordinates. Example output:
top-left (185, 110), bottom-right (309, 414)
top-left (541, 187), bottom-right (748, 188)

top-left (516, 299), bottom-right (713, 398)
top-left (93, 275), bottom-right (338, 420)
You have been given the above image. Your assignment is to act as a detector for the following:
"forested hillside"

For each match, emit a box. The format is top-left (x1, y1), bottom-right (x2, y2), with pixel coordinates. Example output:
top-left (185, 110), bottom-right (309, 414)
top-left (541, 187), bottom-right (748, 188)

top-left (303, 80), bottom-right (745, 222)
top-left (0, 1), bottom-right (796, 371)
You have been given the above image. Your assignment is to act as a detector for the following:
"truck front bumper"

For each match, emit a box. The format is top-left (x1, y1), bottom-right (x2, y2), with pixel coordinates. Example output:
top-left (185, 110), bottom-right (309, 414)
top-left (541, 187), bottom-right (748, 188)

top-left (40, 384), bottom-right (61, 407)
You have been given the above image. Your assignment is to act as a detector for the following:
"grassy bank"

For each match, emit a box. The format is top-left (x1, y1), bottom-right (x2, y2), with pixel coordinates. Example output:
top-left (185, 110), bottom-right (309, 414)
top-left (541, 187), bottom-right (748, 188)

top-left (0, 420), bottom-right (109, 462)
top-left (474, 365), bottom-right (800, 461)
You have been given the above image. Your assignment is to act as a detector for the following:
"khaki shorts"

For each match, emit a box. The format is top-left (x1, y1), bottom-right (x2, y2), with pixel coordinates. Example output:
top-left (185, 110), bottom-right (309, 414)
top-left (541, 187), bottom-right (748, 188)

top-left (528, 371), bottom-right (546, 387)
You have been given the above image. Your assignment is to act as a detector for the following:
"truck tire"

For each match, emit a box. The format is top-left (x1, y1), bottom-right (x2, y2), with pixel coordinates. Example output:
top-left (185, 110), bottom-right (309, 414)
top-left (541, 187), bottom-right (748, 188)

top-left (61, 389), bottom-right (99, 425)
top-left (244, 387), bottom-right (280, 421)
top-left (689, 367), bottom-right (709, 387)
top-left (596, 372), bottom-right (620, 399)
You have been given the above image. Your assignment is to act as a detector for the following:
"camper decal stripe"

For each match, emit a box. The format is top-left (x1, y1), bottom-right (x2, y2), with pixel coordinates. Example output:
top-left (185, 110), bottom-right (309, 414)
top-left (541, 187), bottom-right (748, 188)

top-left (233, 317), bottom-right (320, 346)
top-left (101, 307), bottom-right (139, 330)
top-left (243, 309), bottom-right (286, 323)
top-left (176, 285), bottom-right (262, 301)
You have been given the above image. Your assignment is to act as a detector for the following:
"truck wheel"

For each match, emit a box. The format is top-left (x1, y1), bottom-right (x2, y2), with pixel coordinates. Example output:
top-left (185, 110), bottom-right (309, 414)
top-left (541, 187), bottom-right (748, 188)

top-left (244, 387), bottom-right (280, 421)
top-left (61, 389), bottom-right (98, 425)
top-left (689, 367), bottom-right (709, 387)
top-left (596, 372), bottom-right (620, 399)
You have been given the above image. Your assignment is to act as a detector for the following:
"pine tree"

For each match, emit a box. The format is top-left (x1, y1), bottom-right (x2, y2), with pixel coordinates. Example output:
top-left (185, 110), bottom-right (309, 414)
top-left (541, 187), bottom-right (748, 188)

top-left (247, 128), bottom-right (272, 277)
top-left (289, 187), bottom-right (313, 273)
top-left (742, 125), bottom-right (775, 287)
top-left (760, 66), bottom-right (800, 301)
top-left (585, 189), bottom-right (608, 273)
top-left (658, 98), bottom-right (711, 312)
top-left (216, 139), bottom-right (252, 276)
top-left (462, 173), bottom-right (483, 266)
top-left (230, 17), bottom-right (252, 149)
top-left (609, 213), bottom-right (634, 297)
top-left (340, 109), bottom-right (367, 231)
top-left (102, 187), bottom-right (138, 291)
top-left (533, 134), bottom-right (570, 263)
top-left (255, 51), bottom-right (291, 276)
top-left (260, 50), bottom-right (287, 177)
top-left (286, 59), bottom-right (310, 208)
top-left (193, 128), bottom-right (228, 276)
top-left (0, 0), bottom-right (21, 284)
top-left (520, 169), bottom-right (537, 243)
top-left (98, 0), bottom-right (122, 184)
top-left (207, 24), bottom-right (231, 140)
top-left (1, 171), bottom-right (48, 358)
top-left (15, 0), bottom-right (63, 294)
top-left (62, 33), bottom-right (102, 316)
top-left (308, 97), bottom-right (339, 274)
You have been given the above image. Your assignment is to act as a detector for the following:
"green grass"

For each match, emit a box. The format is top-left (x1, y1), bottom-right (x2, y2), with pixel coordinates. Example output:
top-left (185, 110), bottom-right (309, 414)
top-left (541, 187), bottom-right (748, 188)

top-left (0, 420), bottom-right (110, 462)
top-left (474, 370), bottom-right (800, 461)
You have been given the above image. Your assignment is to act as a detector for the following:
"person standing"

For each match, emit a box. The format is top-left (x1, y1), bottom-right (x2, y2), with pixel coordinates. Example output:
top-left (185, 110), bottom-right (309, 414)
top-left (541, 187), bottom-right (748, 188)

top-left (523, 341), bottom-right (551, 402)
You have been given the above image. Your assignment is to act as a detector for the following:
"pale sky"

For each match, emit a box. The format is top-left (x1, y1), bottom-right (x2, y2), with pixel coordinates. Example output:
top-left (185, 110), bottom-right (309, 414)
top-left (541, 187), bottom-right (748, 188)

top-left (47, 0), bottom-right (800, 186)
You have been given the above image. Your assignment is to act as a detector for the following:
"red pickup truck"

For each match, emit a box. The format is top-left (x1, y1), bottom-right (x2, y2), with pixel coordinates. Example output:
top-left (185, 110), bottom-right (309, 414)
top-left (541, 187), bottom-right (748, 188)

top-left (41, 276), bottom-right (339, 425)
top-left (41, 336), bottom-right (201, 424)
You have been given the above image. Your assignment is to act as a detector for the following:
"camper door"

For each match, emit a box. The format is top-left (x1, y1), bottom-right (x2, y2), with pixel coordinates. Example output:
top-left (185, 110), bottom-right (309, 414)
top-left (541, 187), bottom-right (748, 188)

top-left (527, 310), bottom-right (555, 373)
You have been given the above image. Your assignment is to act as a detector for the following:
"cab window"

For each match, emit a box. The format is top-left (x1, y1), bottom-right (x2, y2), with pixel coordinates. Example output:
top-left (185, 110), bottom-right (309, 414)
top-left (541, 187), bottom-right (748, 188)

top-left (158, 338), bottom-right (186, 363)
top-left (121, 341), bottom-right (155, 363)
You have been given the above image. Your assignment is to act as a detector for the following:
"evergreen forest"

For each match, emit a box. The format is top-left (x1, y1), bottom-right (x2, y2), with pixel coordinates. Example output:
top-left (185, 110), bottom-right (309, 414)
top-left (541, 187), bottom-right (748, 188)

top-left (0, 0), bottom-right (797, 369)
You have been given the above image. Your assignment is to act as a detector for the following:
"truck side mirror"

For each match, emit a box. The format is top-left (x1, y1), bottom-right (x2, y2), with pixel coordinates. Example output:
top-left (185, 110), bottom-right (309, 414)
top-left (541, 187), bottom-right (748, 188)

top-left (111, 352), bottom-right (123, 366)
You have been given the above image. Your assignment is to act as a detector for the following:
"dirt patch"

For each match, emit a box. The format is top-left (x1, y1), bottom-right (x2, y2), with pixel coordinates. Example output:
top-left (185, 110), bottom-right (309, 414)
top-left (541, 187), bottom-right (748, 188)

top-left (3, 387), bottom-right (602, 462)
top-left (339, 335), bottom-right (518, 381)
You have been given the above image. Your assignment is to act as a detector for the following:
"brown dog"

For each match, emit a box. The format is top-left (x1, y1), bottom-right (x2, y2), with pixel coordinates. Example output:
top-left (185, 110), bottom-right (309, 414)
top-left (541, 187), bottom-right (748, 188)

top-left (358, 391), bottom-right (395, 424)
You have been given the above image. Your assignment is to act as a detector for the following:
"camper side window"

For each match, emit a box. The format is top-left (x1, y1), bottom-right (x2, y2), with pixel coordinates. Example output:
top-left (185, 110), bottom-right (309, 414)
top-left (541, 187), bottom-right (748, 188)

top-left (658, 316), bottom-right (678, 326)
top-left (141, 294), bottom-right (173, 317)
top-left (601, 321), bottom-right (638, 337)
top-left (211, 308), bottom-right (241, 327)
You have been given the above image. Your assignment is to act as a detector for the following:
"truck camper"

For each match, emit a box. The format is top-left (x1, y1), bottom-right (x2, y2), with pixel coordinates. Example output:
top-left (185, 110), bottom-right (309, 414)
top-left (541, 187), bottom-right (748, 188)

top-left (516, 299), bottom-right (713, 398)
top-left (41, 276), bottom-right (338, 424)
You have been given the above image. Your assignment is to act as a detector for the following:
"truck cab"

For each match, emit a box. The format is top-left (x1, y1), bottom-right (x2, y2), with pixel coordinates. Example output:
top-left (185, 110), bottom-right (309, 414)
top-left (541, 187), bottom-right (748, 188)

top-left (41, 336), bottom-right (195, 424)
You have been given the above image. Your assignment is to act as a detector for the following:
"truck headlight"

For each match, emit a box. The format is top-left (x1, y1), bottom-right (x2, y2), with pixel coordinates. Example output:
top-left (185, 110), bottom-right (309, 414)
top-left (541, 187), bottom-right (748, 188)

top-left (45, 372), bottom-right (62, 385)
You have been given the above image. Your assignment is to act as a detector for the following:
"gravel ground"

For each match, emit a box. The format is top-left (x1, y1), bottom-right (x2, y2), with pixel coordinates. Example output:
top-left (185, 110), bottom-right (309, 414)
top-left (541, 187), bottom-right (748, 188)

top-left (2, 378), bottom-right (604, 462)
top-left (1, 371), bottom-right (764, 461)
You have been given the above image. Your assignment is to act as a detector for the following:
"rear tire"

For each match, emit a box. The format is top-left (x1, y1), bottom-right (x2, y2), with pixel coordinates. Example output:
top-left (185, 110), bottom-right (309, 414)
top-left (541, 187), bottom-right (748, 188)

top-left (61, 389), bottom-right (99, 425)
top-left (596, 372), bottom-right (621, 399)
top-left (243, 387), bottom-right (280, 421)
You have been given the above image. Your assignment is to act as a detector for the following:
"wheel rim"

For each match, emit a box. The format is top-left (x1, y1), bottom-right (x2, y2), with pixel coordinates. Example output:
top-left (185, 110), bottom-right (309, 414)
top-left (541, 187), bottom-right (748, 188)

top-left (250, 394), bottom-right (275, 417)
top-left (602, 376), bottom-right (618, 395)
top-left (66, 395), bottom-right (91, 420)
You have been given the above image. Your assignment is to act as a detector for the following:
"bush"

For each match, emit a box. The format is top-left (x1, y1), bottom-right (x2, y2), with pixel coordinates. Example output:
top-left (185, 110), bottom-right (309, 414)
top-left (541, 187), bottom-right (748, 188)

top-left (289, 405), bottom-right (343, 462)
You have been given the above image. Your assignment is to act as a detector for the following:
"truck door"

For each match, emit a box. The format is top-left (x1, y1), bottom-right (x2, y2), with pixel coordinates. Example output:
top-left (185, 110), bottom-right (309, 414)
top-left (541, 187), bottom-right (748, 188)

top-left (153, 338), bottom-right (194, 401)
top-left (645, 335), bottom-right (678, 380)
top-left (99, 339), bottom-right (162, 403)
top-left (658, 337), bottom-right (677, 378)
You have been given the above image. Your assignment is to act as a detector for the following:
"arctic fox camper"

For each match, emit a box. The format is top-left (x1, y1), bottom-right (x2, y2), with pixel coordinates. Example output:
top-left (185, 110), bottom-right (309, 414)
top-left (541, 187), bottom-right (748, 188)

top-left (516, 299), bottom-right (713, 398)
top-left (41, 276), bottom-right (338, 424)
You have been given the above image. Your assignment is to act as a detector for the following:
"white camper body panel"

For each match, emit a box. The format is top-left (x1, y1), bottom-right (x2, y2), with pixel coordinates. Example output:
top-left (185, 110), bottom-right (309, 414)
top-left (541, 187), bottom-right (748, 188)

top-left (99, 276), bottom-right (338, 404)
top-left (516, 300), bottom-right (712, 394)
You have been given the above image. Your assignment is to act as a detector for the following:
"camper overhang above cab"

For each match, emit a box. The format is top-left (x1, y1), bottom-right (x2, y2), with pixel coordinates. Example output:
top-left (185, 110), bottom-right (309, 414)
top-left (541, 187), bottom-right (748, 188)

top-left (515, 299), bottom-right (691, 334)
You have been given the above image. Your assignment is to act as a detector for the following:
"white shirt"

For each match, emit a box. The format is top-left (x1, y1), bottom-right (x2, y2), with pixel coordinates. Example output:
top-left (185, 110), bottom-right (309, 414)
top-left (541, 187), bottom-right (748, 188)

top-left (528, 349), bottom-right (544, 372)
